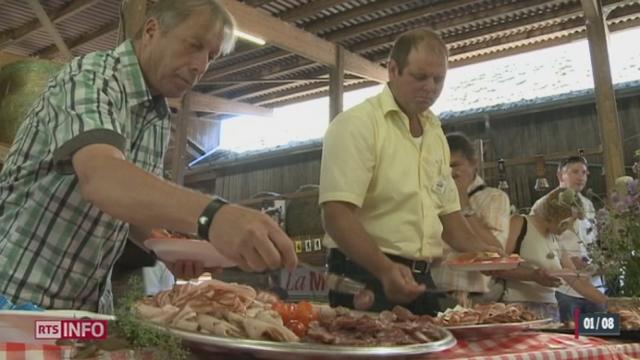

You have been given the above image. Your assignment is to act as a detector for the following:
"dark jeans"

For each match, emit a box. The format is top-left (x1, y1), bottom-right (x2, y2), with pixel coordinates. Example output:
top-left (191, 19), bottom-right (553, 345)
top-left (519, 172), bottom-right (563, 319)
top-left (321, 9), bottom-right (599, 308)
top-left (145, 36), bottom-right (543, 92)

top-left (327, 249), bottom-right (442, 316)
top-left (555, 291), bottom-right (606, 322)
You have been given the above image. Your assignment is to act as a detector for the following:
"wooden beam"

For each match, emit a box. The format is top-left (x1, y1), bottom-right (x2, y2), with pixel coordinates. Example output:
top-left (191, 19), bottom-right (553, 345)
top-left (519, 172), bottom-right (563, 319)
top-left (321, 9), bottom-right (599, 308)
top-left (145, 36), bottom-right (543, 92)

top-left (36, 21), bottom-right (118, 58)
top-left (26, 0), bottom-right (73, 60)
top-left (119, 0), bottom-right (146, 42)
top-left (218, 0), bottom-right (386, 82)
top-left (581, 0), bottom-right (625, 191)
top-left (168, 91), bottom-right (273, 116)
top-left (329, 45), bottom-right (344, 122)
top-left (170, 95), bottom-right (191, 185)
top-left (0, 0), bottom-right (96, 50)
top-left (207, 57), bottom-right (316, 96)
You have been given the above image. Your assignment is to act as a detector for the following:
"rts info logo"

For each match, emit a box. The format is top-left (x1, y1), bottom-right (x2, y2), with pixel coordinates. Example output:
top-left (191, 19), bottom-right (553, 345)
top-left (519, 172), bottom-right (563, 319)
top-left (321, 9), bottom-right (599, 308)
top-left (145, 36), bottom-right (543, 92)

top-left (35, 319), bottom-right (108, 340)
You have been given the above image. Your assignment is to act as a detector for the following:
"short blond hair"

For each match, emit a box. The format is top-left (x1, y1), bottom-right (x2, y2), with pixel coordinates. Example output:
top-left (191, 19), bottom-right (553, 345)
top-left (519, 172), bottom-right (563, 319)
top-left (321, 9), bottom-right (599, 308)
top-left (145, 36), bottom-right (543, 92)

top-left (534, 188), bottom-right (584, 224)
top-left (388, 28), bottom-right (448, 74)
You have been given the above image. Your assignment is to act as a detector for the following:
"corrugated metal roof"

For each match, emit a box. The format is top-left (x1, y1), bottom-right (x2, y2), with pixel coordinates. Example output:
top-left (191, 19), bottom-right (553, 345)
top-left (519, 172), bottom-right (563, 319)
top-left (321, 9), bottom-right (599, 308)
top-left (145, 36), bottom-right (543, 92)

top-left (1, 0), bottom-right (639, 108)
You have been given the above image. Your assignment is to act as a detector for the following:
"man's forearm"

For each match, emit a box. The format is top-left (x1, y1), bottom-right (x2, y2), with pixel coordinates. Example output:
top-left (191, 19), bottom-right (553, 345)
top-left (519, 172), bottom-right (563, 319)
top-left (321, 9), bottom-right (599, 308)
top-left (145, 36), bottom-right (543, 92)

top-left (322, 202), bottom-right (392, 279)
top-left (440, 211), bottom-right (489, 253)
top-left (75, 153), bottom-right (210, 235)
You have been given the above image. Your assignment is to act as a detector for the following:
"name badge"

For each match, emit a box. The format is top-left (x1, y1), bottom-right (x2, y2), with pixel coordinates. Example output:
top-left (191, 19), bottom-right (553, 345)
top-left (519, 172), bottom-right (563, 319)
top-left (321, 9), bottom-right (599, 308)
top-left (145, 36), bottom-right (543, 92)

top-left (433, 177), bottom-right (447, 194)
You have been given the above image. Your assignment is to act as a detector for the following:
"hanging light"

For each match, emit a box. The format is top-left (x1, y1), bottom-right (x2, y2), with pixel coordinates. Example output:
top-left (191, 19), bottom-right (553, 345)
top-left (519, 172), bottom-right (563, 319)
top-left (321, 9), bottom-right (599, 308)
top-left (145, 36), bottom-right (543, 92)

top-left (534, 155), bottom-right (550, 192)
top-left (497, 158), bottom-right (509, 192)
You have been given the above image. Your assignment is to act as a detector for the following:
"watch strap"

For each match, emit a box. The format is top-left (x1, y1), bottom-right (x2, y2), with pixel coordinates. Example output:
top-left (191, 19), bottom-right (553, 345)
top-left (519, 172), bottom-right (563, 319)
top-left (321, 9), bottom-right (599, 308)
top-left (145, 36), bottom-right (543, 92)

top-left (197, 197), bottom-right (229, 240)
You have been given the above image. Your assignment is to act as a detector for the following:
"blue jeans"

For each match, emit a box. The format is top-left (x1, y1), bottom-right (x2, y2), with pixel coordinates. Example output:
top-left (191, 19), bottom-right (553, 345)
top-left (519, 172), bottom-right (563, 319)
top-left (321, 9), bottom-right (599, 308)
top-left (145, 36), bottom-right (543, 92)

top-left (555, 291), bottom-right (606, 322)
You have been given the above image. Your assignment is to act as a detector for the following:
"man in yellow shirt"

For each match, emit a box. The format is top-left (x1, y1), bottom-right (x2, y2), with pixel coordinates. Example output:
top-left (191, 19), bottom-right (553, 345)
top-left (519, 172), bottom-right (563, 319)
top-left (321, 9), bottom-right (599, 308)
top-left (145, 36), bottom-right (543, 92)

top-left (319, 29), bottom-right (497, 315)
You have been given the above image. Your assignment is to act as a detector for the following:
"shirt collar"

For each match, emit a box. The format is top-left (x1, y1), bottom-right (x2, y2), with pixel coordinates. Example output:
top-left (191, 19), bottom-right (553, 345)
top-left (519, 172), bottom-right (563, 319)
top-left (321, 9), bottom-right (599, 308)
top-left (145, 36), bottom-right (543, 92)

top-left (114, 39), bottom-right (154, 108)
top-left (467, 175), bottom-right (486, 193)
top-left (379, 84), bottom-right (441, 128)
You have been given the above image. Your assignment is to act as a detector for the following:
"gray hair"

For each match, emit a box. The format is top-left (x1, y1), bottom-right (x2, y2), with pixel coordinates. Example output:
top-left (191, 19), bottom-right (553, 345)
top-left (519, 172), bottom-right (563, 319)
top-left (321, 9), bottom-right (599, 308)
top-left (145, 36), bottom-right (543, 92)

top-left (135, 0), bottom-right (236, 55)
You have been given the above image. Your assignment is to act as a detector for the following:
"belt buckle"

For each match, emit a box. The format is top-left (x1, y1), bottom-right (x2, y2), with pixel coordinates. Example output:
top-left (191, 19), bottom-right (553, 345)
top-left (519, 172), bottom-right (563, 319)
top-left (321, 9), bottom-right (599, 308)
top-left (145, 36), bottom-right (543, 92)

top-left (411, 260), bottom-right (428, 274)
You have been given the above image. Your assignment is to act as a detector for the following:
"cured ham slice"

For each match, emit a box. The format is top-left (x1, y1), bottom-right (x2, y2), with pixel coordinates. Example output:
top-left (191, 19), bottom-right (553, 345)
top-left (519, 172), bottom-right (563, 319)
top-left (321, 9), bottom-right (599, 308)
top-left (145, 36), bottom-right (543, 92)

top-left (242, 317), bottom-right (299, 342)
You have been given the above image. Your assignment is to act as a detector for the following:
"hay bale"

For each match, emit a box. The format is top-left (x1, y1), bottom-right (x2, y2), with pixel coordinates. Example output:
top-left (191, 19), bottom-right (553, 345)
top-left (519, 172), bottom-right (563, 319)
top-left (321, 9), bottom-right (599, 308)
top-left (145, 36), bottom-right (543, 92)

top-left (0, 60), bottom-right (61, 144)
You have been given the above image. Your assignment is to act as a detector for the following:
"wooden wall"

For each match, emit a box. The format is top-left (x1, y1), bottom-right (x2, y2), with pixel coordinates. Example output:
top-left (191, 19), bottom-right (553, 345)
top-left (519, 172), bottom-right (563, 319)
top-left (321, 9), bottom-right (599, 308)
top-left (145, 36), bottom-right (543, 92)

top-left (189, 93), bottom-right (640, 210)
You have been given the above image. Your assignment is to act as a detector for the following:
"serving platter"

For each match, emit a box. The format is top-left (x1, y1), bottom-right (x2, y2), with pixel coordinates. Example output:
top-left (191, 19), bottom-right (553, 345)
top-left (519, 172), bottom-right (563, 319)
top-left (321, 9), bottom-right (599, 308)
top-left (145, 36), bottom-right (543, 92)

top-left (442, 258), bottom-right (523, 271)
top-left (151, 324), bottom-right (457, 359)
top-left (445, 318), bottom-right (552, 339)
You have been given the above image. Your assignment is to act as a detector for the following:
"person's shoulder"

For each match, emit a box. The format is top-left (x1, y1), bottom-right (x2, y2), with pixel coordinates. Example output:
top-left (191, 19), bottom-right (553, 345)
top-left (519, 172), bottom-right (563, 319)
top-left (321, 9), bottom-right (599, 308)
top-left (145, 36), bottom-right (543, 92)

top-left (331, 94), bottom-right (382, 126)
top-left (67, 48), bottom-right (120, 79)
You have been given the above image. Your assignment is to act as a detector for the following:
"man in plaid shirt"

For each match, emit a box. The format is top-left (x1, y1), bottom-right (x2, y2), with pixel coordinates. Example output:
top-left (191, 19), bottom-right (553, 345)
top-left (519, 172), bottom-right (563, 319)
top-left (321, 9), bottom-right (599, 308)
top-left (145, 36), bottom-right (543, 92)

top-left (0, 0), bottom-right (297, 313)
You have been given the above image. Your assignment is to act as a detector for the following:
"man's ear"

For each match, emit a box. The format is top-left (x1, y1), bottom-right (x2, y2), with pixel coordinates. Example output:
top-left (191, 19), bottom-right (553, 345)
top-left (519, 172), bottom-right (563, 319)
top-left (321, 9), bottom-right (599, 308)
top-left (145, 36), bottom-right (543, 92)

top-left (388, 59), bottom-right (399, 80)
top-left (141, 17), bottom-right (161, 41)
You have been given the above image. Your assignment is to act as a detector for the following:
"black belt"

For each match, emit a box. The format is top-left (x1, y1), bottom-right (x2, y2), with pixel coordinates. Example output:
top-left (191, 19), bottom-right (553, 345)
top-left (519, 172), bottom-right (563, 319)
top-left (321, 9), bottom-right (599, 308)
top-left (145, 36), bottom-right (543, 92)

top-left (385, 253), bottom-right (432, 274)
top-left (329, 249), bottom-right (432, 275)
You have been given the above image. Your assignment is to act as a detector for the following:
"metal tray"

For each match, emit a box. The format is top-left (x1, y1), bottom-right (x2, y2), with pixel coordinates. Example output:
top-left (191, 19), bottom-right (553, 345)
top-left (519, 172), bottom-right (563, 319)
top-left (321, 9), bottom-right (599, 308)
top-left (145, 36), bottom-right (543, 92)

top-left (157, 325), bottom-right (456, 359)
top-left (445, 318), bottom-right (553, 339)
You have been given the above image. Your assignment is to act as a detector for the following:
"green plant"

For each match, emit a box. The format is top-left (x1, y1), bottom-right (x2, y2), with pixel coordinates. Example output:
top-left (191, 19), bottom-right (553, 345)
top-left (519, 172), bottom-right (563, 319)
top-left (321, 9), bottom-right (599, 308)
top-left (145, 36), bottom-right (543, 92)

top-left (589, 176), bottom-right (640, 297)
top-left (73, 277), bottom-right (188, 360)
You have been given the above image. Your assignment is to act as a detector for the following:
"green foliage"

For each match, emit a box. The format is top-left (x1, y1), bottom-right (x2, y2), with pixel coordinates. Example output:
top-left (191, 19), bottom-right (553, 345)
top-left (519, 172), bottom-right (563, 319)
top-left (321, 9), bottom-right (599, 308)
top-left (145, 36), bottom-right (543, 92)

top-left (590, 177), bottom-right (640, 297)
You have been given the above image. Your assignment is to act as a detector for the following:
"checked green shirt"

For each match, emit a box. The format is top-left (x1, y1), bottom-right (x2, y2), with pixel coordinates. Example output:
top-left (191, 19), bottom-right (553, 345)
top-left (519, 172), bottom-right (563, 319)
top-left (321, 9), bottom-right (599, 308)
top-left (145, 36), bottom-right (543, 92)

top-left (0, 40), bottom-right (170, 312)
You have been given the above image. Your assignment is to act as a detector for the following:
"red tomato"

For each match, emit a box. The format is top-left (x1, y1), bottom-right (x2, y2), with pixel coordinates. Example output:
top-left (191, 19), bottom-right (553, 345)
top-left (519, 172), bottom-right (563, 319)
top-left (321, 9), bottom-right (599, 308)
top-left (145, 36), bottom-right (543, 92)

top-left (294, 301), bottom-right (315, 326)
top-left (286, 320), bottom-right (307, 337)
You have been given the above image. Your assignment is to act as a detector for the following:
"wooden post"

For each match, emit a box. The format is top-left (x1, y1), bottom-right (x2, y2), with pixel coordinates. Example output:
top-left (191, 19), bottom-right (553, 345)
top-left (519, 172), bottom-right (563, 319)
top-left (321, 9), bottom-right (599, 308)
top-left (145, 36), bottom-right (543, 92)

top-left (581, 0), bottom-right (625, 192)
top-left (118, 0), bottom-right (146, 42)
top-left (329, 45), bottom-right (344, 122)
top-left (171, 95), bottom-right (191, 185)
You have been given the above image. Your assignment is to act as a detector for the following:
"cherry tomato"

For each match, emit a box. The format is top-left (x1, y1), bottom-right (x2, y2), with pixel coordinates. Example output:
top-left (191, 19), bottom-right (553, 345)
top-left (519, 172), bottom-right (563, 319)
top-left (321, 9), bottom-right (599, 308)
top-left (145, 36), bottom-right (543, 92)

top-left (294, 301), bottom-right (315, 326)
top-left (286, 319), bottom-right (307, 337)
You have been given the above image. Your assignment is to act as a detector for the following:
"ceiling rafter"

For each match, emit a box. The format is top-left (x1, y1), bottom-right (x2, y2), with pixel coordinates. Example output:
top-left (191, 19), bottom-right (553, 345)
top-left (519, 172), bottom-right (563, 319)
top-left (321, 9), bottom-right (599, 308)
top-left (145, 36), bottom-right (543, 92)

top-left (230, 4), bottom-right (640, 107)
top-left (219, 0), bottom-right (387, 82)
top-left (279, 0), bottom-right (349, 22)
top-left (0, 0), bottom-right (97, 49)
top-left (36, 21), bottom-right (118, 58)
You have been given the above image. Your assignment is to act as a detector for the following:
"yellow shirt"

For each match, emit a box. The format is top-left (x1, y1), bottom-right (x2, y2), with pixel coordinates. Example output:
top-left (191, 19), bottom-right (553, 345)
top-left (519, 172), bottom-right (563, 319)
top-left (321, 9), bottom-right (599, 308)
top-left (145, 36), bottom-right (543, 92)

top-left (319, 85), bottom-right (460, 259)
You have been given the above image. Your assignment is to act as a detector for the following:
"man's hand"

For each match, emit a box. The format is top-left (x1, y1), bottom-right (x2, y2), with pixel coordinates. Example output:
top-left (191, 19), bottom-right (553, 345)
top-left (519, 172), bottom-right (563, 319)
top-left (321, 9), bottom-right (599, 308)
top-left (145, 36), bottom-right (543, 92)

top-left (533, 268), bottom-right (562, 287)
top-left (166, 260), bottom-right (222, 280)
top-left (379, 262), bottom-right (426, 304)
top-left (209, 204), bottom-right (298, 273)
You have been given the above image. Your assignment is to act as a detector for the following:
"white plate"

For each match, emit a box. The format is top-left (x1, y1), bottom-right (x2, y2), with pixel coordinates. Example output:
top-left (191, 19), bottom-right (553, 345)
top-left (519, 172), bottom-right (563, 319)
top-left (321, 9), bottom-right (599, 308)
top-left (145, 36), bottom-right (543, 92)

top-left (149, 323), bottom-right (456, 359)
top-left (144, 238), bottom-right (236, 268)
top-left (446, 318), bottom-right (552, 339)
top-left (0, 310), bottom-right (114, 344)
top-left (443, 259), bottom-right (523, 271)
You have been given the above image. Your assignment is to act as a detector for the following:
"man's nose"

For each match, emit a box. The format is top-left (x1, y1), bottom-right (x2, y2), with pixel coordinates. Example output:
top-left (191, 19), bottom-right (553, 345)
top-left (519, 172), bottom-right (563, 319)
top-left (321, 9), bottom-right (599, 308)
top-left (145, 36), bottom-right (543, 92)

top-left (190, 53), bottom-right (209, 75)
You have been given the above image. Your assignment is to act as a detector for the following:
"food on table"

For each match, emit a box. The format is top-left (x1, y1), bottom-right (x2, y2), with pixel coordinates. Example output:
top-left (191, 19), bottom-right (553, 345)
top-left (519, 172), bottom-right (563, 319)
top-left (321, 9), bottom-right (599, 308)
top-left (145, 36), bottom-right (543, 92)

top-left (436, 303), bottom-right (538, 326)
top-left (135, 279), bottom-right (447, 346)
top-left (305, 306), bottom-right (444, 346)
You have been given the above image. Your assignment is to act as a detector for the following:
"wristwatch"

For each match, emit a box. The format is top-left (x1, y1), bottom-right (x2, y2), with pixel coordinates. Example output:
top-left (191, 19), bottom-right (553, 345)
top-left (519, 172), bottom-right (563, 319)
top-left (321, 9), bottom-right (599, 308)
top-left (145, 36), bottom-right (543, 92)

top-left (461, 206), bottom-right (476, 217)
top-left (197, 197), bottom-right (229, 240)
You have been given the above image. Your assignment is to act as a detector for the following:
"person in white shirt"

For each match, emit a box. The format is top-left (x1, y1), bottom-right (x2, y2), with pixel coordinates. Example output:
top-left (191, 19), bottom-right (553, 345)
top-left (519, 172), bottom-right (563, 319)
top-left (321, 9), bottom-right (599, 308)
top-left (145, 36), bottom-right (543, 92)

top-left (431, 132), bottom-right (510, 306)
top-left (496, 187), bottom-right (607, 321)
top-left (530, 156), bottom-right (605, 322)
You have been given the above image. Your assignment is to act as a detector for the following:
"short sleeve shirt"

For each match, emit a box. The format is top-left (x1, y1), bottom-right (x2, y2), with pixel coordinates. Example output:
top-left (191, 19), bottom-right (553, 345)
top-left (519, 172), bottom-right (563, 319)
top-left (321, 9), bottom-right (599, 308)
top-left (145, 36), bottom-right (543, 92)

top-left (319, 85), bottom-right (459, 259)
top-left (0, 40), bottom-right (170, 311)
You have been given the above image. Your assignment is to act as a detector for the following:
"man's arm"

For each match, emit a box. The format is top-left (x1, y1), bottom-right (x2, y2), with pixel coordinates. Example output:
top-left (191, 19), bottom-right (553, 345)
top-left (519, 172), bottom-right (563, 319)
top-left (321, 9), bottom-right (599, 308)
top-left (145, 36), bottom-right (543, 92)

top-left (440, 211), bottom-right (503, 254)
top-left (322, 201), bottom-right (425, 304)
top-left (72, 144), bottom-right (297, 273)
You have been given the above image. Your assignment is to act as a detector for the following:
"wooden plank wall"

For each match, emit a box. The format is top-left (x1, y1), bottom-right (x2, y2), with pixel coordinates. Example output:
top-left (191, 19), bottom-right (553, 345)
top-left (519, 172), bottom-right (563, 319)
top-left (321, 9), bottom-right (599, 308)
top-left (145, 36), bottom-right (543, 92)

top-left (190, 95), bottom-right (640, 210)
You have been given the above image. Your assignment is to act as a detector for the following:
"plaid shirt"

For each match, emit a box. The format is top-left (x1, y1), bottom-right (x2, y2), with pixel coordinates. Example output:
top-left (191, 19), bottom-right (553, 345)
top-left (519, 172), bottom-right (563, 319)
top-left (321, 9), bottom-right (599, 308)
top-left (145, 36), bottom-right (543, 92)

top-left (0, 40), bottom-right (170, 312)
